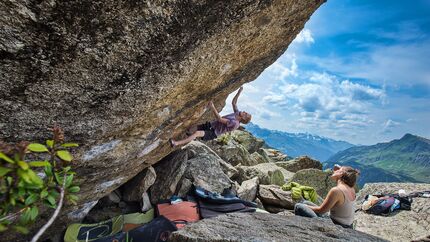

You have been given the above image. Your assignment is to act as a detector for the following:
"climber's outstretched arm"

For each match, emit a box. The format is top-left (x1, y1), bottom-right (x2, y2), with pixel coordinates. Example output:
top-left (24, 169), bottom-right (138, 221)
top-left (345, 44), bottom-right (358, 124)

top-left (208, 101), bottom-right (229, 124)
top-left (232, 86), bottom-right (243, 113)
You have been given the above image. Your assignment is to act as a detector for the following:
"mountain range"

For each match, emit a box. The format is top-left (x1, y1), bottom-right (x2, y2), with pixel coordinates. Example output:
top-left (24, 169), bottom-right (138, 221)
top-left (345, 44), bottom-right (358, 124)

top-left (245, 123), bottom-right (354, 161)
top-left (326, 133), bottom-right (430, 186)
top-left (245, 123), bottom-right (430, 186)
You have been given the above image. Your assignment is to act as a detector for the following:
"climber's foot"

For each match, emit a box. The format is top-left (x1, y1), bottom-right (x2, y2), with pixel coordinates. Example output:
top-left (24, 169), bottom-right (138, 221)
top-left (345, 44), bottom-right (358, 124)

top-left (169, 138), bottom-right (177, 148)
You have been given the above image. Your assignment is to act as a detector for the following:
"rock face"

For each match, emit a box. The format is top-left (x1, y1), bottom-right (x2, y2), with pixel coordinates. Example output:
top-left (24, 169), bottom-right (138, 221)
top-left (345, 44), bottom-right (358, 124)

top-left (149, 150), bottom-right (189, 204)
top-left (276, 156), bottom-right (322, 172)
top-left (0, 0), bottom-right (325, 239)
top-left (290, 168), bottom-right (336, 197)
top-left (250, 151), bottom-right (271, 164)
top-left (230, 130), bottom-right (265, 154)
top-left (206, 130), bottom-right (269, 166)
top-left (262, 148), bottom-right (293, 162)
top-left (182, 142), bottom-right (233, 194)
top-left (150, 141), bottom-right (232, 204)
top-left (169, 213), bottom-right (387, 242)
top-left (206, 136), bottom-right (257, 166)
top-left (122, 166), bottom-right (156, 202)
top-left (258, 184), bottom-right (295, 210)
top-left (237, 177), bottom-right (259, 202)
top-left (355, 183), bottom-right (430, 242)
top-left (238, 163), bottom-right (294, 186)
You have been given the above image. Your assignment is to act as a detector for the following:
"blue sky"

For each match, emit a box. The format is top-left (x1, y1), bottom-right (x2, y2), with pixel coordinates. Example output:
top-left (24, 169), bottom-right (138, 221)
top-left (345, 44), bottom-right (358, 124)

top-left (223, 0), bottom-right (430, 145)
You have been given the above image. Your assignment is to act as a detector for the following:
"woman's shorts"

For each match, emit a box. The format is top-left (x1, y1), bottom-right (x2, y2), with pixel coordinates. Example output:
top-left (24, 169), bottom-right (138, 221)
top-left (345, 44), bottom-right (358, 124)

top-left (197, 122), bottom-right (217, 141)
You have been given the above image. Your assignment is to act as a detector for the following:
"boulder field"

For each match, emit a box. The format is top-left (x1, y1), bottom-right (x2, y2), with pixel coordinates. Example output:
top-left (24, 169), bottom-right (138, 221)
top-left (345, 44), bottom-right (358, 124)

top-left (79, 131), bottom-right (429, 241)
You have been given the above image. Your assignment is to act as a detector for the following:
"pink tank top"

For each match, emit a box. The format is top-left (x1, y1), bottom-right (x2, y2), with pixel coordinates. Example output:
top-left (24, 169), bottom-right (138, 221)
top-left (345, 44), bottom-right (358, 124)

top-left (210, 112), bottom-right (240, 136)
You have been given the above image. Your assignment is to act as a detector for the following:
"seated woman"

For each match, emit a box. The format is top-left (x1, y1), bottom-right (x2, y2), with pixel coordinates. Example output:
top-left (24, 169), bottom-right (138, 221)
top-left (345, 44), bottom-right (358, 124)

top-left (294, 165), bottom-right (360, 228)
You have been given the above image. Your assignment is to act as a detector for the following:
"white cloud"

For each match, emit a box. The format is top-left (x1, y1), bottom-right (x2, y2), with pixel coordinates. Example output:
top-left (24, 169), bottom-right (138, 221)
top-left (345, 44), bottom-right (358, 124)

top-left (371, 21), bottom-right (427, 42)
top-left (263, 93), bottom-right (285, 104)
top-left (261, 72), bottom-right (386, 136)
top-left (266, 57), bottom-right (298, 81)
top-left (309, 72), bottom-right (335, 85)
top-left (381, 119), bottom-right (401, 134)
top-left (279, 83), bottom-right (299, 94)
top-left (293, 29), bottom-right (315, 44)
top-left (383, 119), bottom-right (400, 128)
top-left (340, 80), bottom-right (386, 101)
top-left (302, 42), bottom-right (430, 88)
top-left (221, 20), bottom-right (430, 145)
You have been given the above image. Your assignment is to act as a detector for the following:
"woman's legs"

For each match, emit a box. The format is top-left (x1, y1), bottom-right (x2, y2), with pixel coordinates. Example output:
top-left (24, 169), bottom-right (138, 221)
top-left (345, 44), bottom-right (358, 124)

top-left (186, 125), bottom-right (198, 136)
top-left (294, 203), bottom-right (318, 218)
top-left (295, 200), bottom-right (329, 218)
top-left (170, 131), bottom-right (205, 147)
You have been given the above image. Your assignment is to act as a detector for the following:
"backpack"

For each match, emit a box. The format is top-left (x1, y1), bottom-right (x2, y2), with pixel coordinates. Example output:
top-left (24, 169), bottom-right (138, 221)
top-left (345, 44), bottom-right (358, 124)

top-left (365, 196), bottom-right (396, 215)
top-left (198, 199), bottom-right (256, 219)
top-left (194, 186), bottom-right (257, 207)
top-left (391, 194), bottom-right (413, 211)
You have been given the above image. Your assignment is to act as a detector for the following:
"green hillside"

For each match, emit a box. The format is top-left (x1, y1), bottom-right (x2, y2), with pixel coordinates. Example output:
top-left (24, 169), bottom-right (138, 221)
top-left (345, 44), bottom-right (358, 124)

top-left (326, 134), bottom-right (430, 186)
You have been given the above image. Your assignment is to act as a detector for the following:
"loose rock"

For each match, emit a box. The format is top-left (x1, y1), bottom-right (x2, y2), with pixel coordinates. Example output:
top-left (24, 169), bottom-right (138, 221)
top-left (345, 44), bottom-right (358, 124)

top-left (276, 156), bottom-right (322, 172)
top-left (207, 135), bottom-right (258, 166)
top-left (261, 148), bottom-right (293, 162)
top-left (250, 151), bottom-right (271, 164)
top-left (258, 184), bottom-right (295, 210)
top-left (230, 130), bottom-right (265, 153)
top-left (237, 177), bottom-right (259, 202)
top-left (122, 166), bottom-right (156, 202)
top-left (150, 151), bottom-right (189, 204)
top-left (238, 163), bottom-right (294, 186)
top-left (182, 141), bottom-right (233, 194)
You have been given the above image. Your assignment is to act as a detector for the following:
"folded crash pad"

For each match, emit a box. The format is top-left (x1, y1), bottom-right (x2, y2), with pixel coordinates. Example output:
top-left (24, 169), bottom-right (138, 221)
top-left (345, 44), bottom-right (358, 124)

top-left (64, 209), bottom-right (154, 242)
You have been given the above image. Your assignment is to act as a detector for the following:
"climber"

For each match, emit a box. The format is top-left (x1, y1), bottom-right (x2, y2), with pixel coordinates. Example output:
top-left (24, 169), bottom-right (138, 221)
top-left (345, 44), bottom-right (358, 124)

top-left (169, 86), bottom-right (252, 147)
top-left (294, 165), bottom-right (360, 229)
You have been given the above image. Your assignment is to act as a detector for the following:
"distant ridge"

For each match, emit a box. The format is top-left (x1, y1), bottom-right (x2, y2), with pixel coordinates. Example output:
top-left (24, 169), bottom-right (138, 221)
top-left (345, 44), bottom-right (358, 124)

top-left (326, 133), bottom-right (430, 186)
top-left (245, 123), bottom-right (354, 161)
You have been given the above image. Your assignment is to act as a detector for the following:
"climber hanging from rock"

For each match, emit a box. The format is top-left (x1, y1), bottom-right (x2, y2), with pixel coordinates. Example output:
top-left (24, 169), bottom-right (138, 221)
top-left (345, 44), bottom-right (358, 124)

top-left (169, 86), bottom-right (252, 147)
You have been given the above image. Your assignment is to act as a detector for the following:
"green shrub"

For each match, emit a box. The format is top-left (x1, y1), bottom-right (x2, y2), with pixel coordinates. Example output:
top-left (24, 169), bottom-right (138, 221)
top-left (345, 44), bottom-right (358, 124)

top-left (216, 133), bottom-right (232, 145)
top-left (0, 126), bottom-right (79, 234)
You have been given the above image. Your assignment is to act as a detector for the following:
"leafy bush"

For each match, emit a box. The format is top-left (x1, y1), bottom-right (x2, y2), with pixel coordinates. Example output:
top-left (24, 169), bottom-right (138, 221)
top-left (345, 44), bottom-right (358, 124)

top-left (216, 133), bottom-right (232, 145)
top-left (0, 126), bottom-right (79, 234)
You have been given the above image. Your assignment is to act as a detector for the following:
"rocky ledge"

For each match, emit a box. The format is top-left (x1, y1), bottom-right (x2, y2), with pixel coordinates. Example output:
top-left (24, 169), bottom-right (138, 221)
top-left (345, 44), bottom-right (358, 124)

top-left (355, 183), bottom-right (430, 242)
top-left (169, 212), bottom-right (387, 242)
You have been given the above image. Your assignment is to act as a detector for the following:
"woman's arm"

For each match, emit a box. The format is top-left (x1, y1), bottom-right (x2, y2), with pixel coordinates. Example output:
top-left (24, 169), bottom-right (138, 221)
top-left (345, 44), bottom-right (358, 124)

top-left (232, 87), bottom-right (243, 113)
top-left (307, 188), bottom-right (340, 214)
top-left (209, 101), bottom-right (229, 124)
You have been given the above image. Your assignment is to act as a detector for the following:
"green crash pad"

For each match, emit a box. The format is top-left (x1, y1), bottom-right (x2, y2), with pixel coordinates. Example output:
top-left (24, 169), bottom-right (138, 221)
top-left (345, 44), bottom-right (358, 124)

top-left (64, 209), bottom-right (154, 242)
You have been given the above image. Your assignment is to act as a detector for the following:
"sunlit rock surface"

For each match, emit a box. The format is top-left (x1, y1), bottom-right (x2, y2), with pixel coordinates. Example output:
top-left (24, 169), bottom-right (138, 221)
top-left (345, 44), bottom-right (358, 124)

top-left (169, 213), bottom-right (387, 242)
